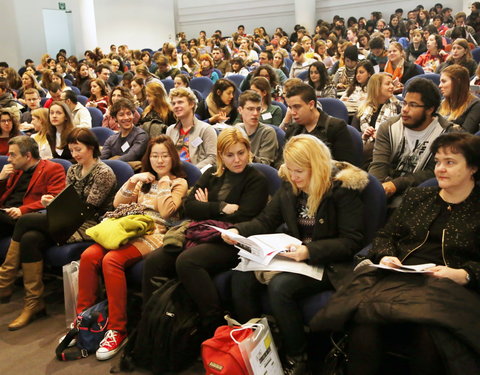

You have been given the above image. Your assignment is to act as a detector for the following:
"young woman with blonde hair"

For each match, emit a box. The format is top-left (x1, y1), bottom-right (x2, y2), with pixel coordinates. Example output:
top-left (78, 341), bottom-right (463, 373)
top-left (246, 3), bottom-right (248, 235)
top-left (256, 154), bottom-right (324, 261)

top-left (354, 72), bottom-right (400, 142)
top-left (139, 82), bottom-right (175, 129)
top-left (226, 135), bottom-right (366, 375)
top-left (439, 64), bottom-right (480, 133)
top-left (30, 108), bottom-right (53, 159)
top-left (141, 128), bottom-right (269, 339)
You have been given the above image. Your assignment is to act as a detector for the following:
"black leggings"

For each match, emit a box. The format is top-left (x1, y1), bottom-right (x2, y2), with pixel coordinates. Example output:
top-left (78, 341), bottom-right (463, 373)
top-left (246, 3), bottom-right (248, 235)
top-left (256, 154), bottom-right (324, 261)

top-left (347, 323), bottom-right (445, 375)
top-left (0, 210), bottom-right (17, 238)
top-left (12, 213), bottom-right (53, 263)
top-left (143, 241), bottom-right (239, 321)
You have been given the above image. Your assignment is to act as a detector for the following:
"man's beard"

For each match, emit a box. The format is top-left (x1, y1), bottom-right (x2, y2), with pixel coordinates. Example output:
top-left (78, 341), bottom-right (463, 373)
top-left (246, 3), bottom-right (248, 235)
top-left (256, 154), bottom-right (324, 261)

top-left (404, 111), bottom-right (427, 130)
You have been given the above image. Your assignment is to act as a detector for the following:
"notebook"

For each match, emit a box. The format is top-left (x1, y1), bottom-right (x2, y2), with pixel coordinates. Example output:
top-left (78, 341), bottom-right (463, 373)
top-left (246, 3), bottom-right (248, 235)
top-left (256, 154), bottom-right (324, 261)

top-left (47, 184), bottom-right (88, 245)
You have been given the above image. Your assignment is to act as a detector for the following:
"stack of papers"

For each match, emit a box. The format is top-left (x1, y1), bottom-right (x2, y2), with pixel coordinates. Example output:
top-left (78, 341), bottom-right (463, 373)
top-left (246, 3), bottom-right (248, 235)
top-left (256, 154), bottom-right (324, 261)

top-left (369, 263), bottom-right (435, 274)
top-left (209, 225), bottom-right (324, 280)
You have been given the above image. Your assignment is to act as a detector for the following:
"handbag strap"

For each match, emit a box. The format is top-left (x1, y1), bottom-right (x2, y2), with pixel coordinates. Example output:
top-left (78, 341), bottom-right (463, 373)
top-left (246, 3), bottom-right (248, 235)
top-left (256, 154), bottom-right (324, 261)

top-left (55, 328), bottom-right (89, 361)
top-left (230, 323), bottom-right (264, 344)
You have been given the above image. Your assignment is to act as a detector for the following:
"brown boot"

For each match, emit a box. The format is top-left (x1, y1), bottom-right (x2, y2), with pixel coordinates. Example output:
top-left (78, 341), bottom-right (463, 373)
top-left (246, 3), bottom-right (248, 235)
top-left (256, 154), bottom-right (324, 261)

top-left (0, 240), bottom-right (21, 303)
top-left (8, 261), bottom-right (46, 331)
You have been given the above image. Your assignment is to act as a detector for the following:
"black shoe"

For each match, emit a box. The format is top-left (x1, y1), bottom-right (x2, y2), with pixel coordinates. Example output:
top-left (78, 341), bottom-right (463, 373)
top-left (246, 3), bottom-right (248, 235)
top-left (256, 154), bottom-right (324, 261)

top-left (284, 356), bottom-right (311, 375)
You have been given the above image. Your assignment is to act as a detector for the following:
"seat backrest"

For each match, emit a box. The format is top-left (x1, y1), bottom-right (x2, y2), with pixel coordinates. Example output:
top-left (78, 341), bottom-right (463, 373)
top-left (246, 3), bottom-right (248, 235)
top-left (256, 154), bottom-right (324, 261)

top-left (472, 47), bottom-right (480, 63)
top-left (190, 77), bottom-right (214, 99)
top-left (0, 155), bottom-right (8, 170)
top-left (297, 70), bottom-right (309, 81)
top-left (213, 68), bottom-right (223, 79)
top-left (91, 127), bottom-right (115, 146)
top-left (272, 100), bottom-right (287, 119)
top-left (77, 95), bottom-right (88, 106)
top-left (40, 97), bottom-right (48, 107)
top-left (160, 79), bottom-right (174, 94)
top-left (251, 163), bottom-right (282, 196)
top-left (318, 98), bottom-right (349, 123)
top-left (225, 74), bottom-right (245, 90)
top-left (361, 174), bottom-right (387, 245)
top-left (51, 158), bottom-right (72, 173)
top-left (70, 86), bottom-right (81, 95)
top-left (64, 78), bottom-right (73, 86)
top-left (346, 125), bottom-right (364, 168)
top-left (284, 58), bottom-right (293, 71)
top-left (267, 124), bottom-right (286, 152)
top-left (102, 159), bottom-right (134, 190)
top-left (181, 161), bottom-right (202, 187)
top-left (402, 73), bottom-right (440, 97)
top-left (418, 177), bottom-right (438, 187)
top-left (87, 107), bottom-right (104, 127)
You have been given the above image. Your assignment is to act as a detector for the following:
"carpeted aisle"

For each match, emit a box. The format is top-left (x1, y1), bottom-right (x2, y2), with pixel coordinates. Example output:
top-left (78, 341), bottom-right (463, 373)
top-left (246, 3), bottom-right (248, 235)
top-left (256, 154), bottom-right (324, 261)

top-left (0, 277), bottom-right (203, 375)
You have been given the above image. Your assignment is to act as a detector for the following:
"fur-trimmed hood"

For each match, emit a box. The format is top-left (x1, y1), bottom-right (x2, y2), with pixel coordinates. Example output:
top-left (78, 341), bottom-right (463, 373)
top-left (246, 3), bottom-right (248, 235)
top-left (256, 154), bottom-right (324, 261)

top-left (331, 161), bottom-right (369, 191)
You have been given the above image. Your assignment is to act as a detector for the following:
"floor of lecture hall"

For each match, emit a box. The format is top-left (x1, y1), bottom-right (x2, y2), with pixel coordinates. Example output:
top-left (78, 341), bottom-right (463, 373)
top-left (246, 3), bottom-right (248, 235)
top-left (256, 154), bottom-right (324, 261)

top-left (0, 275), bottom-right (204, 375)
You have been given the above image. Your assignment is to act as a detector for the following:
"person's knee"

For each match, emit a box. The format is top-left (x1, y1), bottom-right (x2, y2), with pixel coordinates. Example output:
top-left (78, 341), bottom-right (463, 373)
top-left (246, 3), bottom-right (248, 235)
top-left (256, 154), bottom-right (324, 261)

top-left (102, 250), bottom-right (125, 271)
top-left (267, 273), bottom-right (292, 297)
top-left (80, 244), bottom-right (105, 266)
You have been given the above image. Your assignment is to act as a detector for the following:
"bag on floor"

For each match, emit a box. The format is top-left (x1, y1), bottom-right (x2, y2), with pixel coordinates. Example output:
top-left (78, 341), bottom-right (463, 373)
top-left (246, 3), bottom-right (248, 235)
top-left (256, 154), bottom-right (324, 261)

top-left (115, 279), bottom-right (201, 374)
top-left (62, 261), bottom-right (79, 329)
top-left (55, 300), bottom-right (109, 361)
top-left (201, 323), bottom-right (253, 375)
top-left (202, 316), bottom-right (283, 375)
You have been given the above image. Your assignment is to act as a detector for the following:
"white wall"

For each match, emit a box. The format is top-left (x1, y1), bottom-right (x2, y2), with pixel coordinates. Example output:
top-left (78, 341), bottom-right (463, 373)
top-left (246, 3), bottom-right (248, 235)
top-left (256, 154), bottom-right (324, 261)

top-left (94, 0), bottom-right (176, 52)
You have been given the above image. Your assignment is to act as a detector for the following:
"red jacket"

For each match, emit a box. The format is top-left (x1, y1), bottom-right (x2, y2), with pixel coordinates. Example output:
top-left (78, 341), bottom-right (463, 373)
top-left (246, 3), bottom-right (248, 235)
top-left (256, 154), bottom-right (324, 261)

top-left (0, 159), bottom-right (66, 214)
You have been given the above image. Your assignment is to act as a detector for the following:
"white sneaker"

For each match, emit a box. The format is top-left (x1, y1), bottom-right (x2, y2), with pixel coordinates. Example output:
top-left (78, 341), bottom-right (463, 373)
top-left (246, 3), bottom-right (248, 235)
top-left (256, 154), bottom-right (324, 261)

top-left (58, 322), bottom-right (76, 347)
top-left (96, 330), bottom-right (128, 361)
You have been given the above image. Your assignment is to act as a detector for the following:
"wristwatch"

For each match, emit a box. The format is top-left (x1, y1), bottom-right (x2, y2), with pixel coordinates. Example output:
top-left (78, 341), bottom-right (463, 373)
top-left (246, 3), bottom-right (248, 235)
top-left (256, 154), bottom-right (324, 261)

top-left (465, 271), bottom-right (471, 284)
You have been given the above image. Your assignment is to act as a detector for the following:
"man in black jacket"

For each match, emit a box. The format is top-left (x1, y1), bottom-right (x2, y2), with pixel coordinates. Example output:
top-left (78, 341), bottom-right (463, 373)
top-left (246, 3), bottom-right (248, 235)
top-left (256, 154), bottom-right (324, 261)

top-left (283, 83), bottom-right (355, 165)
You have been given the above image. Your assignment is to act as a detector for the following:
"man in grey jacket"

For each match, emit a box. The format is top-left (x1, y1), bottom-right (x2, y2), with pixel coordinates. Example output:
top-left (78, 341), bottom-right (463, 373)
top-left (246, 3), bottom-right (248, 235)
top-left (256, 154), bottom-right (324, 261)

top-left (167, 87), bottom-right (217, 171)
top-left (235, 90), bottom-right (278, 166)
top-left (369, 78), bottom-right (455, 200)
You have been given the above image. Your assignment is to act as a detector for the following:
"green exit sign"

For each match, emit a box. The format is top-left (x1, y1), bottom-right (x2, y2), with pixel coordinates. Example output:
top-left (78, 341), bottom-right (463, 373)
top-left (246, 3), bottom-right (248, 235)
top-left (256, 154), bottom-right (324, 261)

top-left (58, 2), bottom-right (66, 10)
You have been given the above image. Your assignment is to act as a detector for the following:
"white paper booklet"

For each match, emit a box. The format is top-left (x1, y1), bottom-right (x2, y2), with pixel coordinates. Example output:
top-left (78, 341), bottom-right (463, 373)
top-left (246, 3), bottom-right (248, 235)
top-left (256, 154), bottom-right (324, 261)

top-left (369, 263), bottom-right (435, 274)
top-left (208, 225), bottom-right (302, 265)
top-left (233, 257), bottom-right (325, 281)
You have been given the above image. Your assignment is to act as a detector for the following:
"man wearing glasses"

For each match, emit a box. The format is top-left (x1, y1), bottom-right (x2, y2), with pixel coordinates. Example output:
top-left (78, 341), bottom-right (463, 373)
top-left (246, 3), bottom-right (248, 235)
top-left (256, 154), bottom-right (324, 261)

top-left (369, 78), bottom-right (455, 205)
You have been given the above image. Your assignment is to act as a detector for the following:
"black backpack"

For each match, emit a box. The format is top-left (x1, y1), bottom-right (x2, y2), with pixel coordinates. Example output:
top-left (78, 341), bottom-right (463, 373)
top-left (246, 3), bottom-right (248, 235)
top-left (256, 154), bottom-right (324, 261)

top-left (115, 279), bottom-right (202, 374)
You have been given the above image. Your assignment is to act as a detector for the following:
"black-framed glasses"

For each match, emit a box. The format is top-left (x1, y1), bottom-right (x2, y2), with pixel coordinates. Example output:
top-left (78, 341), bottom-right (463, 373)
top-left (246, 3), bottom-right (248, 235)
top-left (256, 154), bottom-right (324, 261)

top-left (401, 102), bottom-right (426, 108)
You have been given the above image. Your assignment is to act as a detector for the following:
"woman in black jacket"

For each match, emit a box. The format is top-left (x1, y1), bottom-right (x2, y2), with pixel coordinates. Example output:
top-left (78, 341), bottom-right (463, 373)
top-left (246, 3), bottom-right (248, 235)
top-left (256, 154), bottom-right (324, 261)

top-left (141, 128), bottom-right (269, 327)
top-left (312, 132), bottom-right (480, 374)
top-left (225, 135), bottom-right (366, 375)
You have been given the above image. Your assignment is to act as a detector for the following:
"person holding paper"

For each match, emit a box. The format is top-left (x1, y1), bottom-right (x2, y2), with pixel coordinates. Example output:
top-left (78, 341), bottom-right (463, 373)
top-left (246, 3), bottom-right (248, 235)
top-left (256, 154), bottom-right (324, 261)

top-left (311, 132), bottom-right (480, 374)
top-left (0, 128), bottom-right (116, 331)
top-left (224, 135), bottom-right (366, 375)
top-left (141, 128), bottom-right (269, 336)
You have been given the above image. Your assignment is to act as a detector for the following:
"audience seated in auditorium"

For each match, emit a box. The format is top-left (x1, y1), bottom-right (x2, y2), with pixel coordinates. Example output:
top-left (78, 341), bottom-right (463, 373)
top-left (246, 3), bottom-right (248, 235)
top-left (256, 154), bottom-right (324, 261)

top-left (227, 134), bottom-right (365, 375)
top-left (101, 99), bottom-right (148, 164)
top-left (234, 90), bottom-right (278, 165)
top-left (0, 107), bottom-right (22, 155)
top-left (0, 136), bottom-right (64, 238)
top-left (415, 34), bottom-right (448, 73)
top-left (30, 108), bottom-right (53, 159)
top-left (385, 42), bottom-right (420, 94)
top-left (0, 78), bottom-right (18, 110)
top-left (196, 79), bottom-right (238, 125)
top-left (86, 78), bottom-right (109, 114)
top-left (0, 128), bottom-right (116, 330)
top-left (61, 90), bottom-right (92, 128)
top-left (340, 60), bottom-right (374, 114)
top-left (75, 135), bottom-right (187, 360)
top-left (436, 38), bottom-right (478, 76)
top-left (102, 87), bottom-right (140, 131)
top-left (141, 128), bottom-right (269, 340)
top-left (369, 78), bottom-right (455, 205)
top-left (283, 83), bottom-right (355, 165)
top-left (167, 87), bottom-right (217, 169)
top-left (439, 64), bottom-right (480, 134)
top-left (138, 82), bottom-right (175, 136)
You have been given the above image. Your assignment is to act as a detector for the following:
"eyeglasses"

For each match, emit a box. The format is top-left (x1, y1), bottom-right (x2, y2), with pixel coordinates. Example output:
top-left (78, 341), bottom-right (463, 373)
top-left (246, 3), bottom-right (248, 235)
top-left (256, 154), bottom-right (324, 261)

top-left (0, 119), bottom-right (12, 124)
top-left (401, 102), bottom-right (426, 109)
top-left (150, 154), bottom-right (171, 160)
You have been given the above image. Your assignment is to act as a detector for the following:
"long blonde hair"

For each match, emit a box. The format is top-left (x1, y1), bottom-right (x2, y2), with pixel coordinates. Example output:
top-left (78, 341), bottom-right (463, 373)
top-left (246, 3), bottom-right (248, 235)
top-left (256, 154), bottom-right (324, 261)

top-left (31, 108), bottom-right (49, 143)
top-left (357, 73), bottom-right (391, 118)
top-left (279, 135), bottom-right (332, 217)
top-left (143, 82), bottom-right (171, 123)
top-left (214, 128), bottom-right (251, 177)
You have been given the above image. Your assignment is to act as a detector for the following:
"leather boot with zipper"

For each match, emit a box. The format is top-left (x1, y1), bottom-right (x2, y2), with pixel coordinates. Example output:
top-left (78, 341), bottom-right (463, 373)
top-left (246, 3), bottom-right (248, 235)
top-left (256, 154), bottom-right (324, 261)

top-left (0, 240), bottom-right (21, 303)
top-left (8, 261), bottom-right (46, 331)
